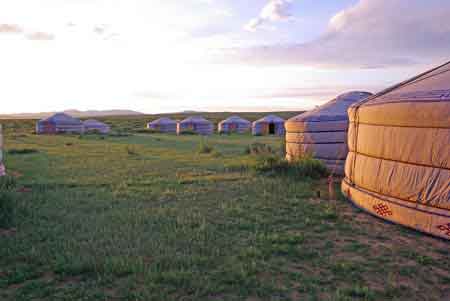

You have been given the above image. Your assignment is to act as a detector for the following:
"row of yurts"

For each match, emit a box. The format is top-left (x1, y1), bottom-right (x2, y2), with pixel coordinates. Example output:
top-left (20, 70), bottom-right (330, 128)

top-left (1, 61), bottom-right (449, 239)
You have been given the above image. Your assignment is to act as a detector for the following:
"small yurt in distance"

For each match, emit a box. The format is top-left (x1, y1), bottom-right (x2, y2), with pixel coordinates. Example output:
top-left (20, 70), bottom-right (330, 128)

top-left (0, 125), bottom-right (5, 176)
top-left (342, 61), bottom-right (450, 240)
top-left (252, 115), bottom-right (285, 136)
top-left (36, 113), bottom-right (84, 134)
top-left (218, 115), bottom-right (251, 134)
top-left (285, 91), bottom-right (372, 175)
top-left (83, 119), bottom-right (110, 134)
top-left (177, 116), bottom-right (214, 135)
top-left (147, 117), bottom-right (177, 133)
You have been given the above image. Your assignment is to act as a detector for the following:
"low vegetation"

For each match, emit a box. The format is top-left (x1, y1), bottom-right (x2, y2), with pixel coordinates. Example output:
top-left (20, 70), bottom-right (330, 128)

top-left (0, 176), bottom-right (17, 228)
top-left (0, 116), bottom-right (448, 301)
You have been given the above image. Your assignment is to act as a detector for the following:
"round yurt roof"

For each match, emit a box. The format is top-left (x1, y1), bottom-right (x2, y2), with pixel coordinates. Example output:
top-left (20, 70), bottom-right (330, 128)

top-left (41, 113), bottom-right (82, 125)
top-left (254, 114), bottom-right (285, 123)
top-left (221, 115), bottom-right (251, 124)
top-left (179, 116), bottom-right (212, 124)
top-left (149, 117), bottom-right (177, 125)
top-left (289, 91), bottom-right (373, 123)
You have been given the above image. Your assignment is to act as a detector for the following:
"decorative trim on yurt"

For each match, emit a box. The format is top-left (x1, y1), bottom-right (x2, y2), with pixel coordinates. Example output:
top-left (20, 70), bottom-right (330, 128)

top-left (218, 116), bottom-right (251, 134)
top-left (252, 115), bottom-right (285, 136)
top-left (177, 116), bottom-right (214, 135)
top-left (83, 119), bottom-right (110, 134)
top-left (147, 117), bottom-right (177, 133)
top-left (285, 91), bottom-right (372, 175)
top-left (36, 113), bottom-right (84, 135)
top-left (0, 125), bottom-right (5, 176)
top-left (342, 61), bottom-right (450, 240)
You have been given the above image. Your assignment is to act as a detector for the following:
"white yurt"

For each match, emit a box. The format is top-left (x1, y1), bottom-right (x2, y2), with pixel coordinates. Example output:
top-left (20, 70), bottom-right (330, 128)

top-left (36, 113), bottom-right (84, 134)
top-left (177, 116), bottom-right (214, 135)
top-left (147, 117), bottom-right (177, 133)
top-left (218, 116), bottom-right (251, 134)
top-left (285, 91), bottom-right (373, 175)
top-left (83, 119), bottom-right (110, 134)
top-left (342, 61), bottom-right (450, 239)
top-left (252, 115), bottom-right (285, 136)
top-left (0, 125), bottom-right (5, 176)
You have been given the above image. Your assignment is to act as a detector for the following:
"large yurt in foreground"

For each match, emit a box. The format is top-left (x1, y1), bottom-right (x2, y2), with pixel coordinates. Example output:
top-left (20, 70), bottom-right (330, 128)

top-left (0, 125), bottom-right (5, 176)
top-left (252, 115), bottom-right (285, 136)
top-left (218, 116), bottom-right (251, 134)
top-left (36, 113), bottom-right (84, 134)
top-left (285, 91), bottom-right (373, 175)
top-left (147, 117), bottom-right (177, 133)
top-left (177, 116), bottom-right (214, 135)
top-left (342, 61), bottom-right (450, 240)
top-left (83, 119), bottom-right (110, 134)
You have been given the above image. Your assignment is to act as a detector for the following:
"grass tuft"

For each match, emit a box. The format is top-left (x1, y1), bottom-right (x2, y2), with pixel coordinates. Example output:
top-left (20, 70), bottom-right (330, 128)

top-left (198, 139), bottom-right (214, 154)
top-left (7, 148), bottom-right (39, 155)
top-left (0, 176), bottom-right (17, 228)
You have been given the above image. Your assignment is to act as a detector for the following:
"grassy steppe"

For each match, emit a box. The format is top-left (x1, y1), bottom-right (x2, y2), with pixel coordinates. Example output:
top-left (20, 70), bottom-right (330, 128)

top-left (1, 116), bottom-right (449, 301)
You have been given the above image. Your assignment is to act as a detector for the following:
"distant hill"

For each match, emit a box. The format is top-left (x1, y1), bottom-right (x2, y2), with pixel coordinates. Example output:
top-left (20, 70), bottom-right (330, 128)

top-left (0, 109), bottom-right (144, 119)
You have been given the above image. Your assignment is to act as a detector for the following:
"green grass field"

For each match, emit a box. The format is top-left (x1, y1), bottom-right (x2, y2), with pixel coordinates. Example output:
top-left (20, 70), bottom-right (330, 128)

top-left (1, 116), bottom-right (449, 301)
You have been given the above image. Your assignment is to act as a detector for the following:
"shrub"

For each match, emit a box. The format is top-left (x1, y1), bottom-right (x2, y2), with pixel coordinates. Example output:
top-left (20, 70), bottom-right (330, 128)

top-left (126, 146), bottom-right (138, 156)
top-left (198, 139), bottom-right (214, 154)
top-left (253, 154), bottom-right (328, 179)
top-left (179, 130), bottom-right (197, 135)
top-left (244, 143), bottom-right (274, 155)
top-left (7, 148), bottom-right (39, 155)
top-left (135, 128), bottom-right (159, 134)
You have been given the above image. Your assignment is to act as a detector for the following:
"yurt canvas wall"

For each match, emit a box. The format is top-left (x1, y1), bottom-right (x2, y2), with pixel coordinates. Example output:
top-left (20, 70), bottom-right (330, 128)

top-left (218, 116), bottom-right (251, 134)
top-left (147, 118), bottom-right (177, 133)
top-left (0, 125), bottom-right (5, 176)
top-left (83, 119), bottom-right (110, 134)
top-left (285, 91), bottom-right (372, 175)
top-left (342, 62), bottom-right (450, 240)
top-left (36, 113), bottom-right (84, 134)
top-left (177, 116), bottom-right (214, 135)
top-left (252, 115), bottom-right (285, 136)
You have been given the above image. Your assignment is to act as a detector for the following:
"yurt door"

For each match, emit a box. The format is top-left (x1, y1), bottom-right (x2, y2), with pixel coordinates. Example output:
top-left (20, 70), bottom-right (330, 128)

top-left (230, 123), bottom-right (237, 132)
top-left (269, 123), bottom-right (275, 135)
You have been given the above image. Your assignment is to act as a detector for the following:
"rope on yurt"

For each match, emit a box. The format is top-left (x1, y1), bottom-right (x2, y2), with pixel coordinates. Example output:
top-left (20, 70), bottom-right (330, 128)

top-left (346, 60), bottom-right (450, 187)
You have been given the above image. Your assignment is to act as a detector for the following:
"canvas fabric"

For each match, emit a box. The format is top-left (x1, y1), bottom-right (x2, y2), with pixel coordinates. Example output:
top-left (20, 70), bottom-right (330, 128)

top-left (342, 62), bottom-right (450, 239)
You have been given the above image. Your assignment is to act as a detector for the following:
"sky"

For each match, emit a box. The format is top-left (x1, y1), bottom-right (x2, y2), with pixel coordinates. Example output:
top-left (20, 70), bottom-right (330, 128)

top-left (0, 0), bottom-right (449, 114)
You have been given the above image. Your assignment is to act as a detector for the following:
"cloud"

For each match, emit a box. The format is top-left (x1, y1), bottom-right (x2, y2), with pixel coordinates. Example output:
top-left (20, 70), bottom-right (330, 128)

top-left (236, 0), bottom-right (450, 68)
top-left (0, 24), bottom-right (23, 34)
top-left (245, 0), bottom-right (293, 32)
top-left (26, 32), bottom-right (55, 40)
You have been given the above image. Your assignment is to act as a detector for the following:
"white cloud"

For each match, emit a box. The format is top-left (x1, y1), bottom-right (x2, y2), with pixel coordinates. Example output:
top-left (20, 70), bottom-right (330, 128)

top-left (26, 31), bottom-right (55, 40)
top-left (245, 0), bottom-right (294, 32)
top-left (237, 0), bottom-right (450, 68)
top-left (0, 24), bottom-right (23, 34)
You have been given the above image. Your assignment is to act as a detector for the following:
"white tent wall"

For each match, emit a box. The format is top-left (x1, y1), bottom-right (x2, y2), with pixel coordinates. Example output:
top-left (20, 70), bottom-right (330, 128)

top-left (83, 120), bottom-right (110, 134)
top-left (218, 116), bottom-right (251, 134)
top-left (147, 118), bottom-right (177, 133)
top-left (177, 116), bottom-right (214, 135)
top-left (285, 91), bottom-right (372, 175)
top-left (342, 62), bottom-right (450, 240)
top-left (36, 113), bottom-right (84, 135)
top-left (252, 115), bottom-right (285, 136)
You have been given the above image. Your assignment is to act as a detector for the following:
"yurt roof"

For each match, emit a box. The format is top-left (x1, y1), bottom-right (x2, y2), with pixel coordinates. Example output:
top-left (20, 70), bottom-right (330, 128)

top-left (221, 115), bottom-right (251, 124)
top-left (179, 116), bottom-right (212, 124)
top-left (83, 119), bottom-right (108, 126)
top-left (290, 91), bottom-right (372, 122)
top-left (40, 113), bottom-right (82, 125)
top-left (149, 117), bottom-right (177, 125)
top-left (356, 61), bottom-right (450, 108)
top-left (254, 114), bottom-right (285, 123)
